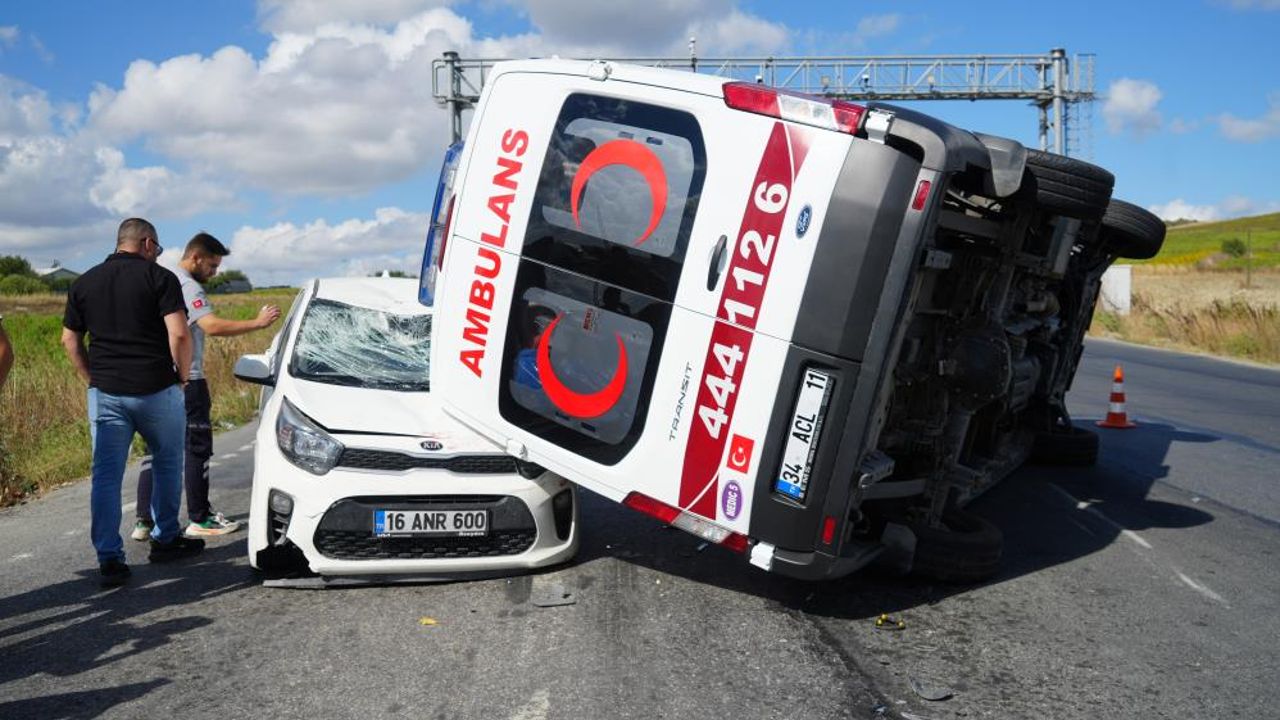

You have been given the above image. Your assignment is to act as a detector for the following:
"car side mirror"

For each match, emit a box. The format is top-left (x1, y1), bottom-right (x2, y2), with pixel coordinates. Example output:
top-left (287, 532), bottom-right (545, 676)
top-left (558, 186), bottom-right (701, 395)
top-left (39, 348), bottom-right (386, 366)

top-left (234, 353), bottom-right (274, 386)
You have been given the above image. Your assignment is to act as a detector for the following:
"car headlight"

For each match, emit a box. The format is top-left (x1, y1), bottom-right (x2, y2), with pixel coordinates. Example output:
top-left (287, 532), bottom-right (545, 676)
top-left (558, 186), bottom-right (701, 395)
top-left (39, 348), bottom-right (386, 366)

top-left (276, 396), bottom-right (343, 475)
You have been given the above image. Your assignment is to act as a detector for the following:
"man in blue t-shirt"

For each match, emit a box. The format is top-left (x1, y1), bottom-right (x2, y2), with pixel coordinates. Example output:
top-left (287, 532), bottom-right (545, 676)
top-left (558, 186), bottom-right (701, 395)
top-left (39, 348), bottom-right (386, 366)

top-left (62, 218), bottom-right (206, 587)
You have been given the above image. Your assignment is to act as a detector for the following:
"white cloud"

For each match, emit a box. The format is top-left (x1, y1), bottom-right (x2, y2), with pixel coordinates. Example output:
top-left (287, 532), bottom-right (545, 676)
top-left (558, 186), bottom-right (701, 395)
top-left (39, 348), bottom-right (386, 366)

top-left (1218, 95), bottom-right (1280, 142)
top-left (1102, 78), bottom-right (1163, 136)
top-left (687, 10), bottom-right (788, 55)
top-left (0, 76), bottom-right (236, 266)
top-left (89, 148), bottom-right (237, 218)
top-left (258, 0), bottom-right (452, 32)
top-left (0, 26), bottom-right (18, 49)
top-left (228, 207), bottom-right (429, 285)
top-left (518, 0), bottom-right (786, 56)
top-left (1148, 196), bottom-right (1280, 223)
top-left (1167, 117), bottom-right (1199, 134)
top-left (1148, 199), bottom-right (1220, 222)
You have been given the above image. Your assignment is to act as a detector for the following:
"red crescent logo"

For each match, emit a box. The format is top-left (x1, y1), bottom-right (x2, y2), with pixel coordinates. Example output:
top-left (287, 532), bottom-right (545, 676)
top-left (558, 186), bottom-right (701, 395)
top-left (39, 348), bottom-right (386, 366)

top-left (535, 314), bottom-right (629, 419)
top-left (571, 139), bottom-right (667, 247)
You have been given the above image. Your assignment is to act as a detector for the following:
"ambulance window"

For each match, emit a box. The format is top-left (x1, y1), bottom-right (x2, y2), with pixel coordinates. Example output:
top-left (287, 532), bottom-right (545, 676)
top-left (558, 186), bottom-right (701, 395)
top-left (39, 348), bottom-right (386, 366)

top-left (523, 94), bottom-right (705, 301)
top-left (499, 260), bottom-right (670, 464)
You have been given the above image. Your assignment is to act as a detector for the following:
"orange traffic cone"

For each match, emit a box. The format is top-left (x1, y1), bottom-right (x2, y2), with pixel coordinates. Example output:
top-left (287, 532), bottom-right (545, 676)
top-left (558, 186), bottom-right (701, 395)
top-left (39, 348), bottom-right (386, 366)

top-left (1097, 364), bottom-right (1137, 429)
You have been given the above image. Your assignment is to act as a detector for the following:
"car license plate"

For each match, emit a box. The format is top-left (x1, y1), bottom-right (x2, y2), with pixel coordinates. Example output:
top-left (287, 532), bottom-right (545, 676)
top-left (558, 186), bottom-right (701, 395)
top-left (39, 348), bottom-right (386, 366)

top-left (774, 368), bottom-right (833, 502)
top-left (373, 510), bottom-right (489, 537)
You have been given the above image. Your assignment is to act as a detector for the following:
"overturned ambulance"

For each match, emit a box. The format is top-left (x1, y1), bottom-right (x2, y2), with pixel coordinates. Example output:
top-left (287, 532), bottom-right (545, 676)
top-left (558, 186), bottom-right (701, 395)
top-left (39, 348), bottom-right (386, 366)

top-left (420, 59), bottom-right (1165, 581)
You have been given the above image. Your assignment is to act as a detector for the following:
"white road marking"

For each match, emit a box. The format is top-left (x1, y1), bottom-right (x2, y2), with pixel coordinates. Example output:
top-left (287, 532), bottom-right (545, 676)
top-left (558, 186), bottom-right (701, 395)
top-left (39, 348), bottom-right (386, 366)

top-left (1046, 482), bottom-right (1152, 550)
top-left (1048, 483), bottom-right (1228, 605)
top-left (62, 530), bottom-right (78, 537)
top-left (9, 552), bottom-right (33, 562)
top-left (208, 461), bottom-right (222, 468)
top-left (223, 452), bottom-right (239, 459)
top-left (1174, 570), bottom-right (1228, 605)
top-left (238, 444), bottom-right (253, 452)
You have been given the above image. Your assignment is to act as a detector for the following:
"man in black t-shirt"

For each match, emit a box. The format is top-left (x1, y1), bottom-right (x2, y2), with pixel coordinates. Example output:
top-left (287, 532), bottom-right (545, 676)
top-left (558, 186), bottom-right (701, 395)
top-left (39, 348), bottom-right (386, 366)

top-left (62, 218), bottom-right (206, 587)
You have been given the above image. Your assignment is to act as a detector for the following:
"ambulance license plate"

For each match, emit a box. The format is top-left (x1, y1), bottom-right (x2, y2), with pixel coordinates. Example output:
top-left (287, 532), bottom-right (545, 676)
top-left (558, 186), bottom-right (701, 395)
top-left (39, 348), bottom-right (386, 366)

top-left (774, 368), bottom-right (833, 502)
top-left (373, 510), bottom-right (488, 537)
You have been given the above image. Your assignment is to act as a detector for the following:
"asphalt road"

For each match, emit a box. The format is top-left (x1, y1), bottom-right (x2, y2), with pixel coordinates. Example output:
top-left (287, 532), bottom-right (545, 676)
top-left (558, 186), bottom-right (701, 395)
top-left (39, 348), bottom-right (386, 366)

top-left (2, 338), bottom-right (1278, 719)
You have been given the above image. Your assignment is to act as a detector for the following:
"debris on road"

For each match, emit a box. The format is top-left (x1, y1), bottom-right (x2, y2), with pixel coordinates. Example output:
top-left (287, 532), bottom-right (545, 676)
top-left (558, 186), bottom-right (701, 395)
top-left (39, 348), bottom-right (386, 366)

top-left (908, 676), bottom-right (955, 702)
top-left (530, 581), bottom-right (577, 608)
top-left (875, 613), bottom-right (906, 631)
top-left (418, 616), bottom-right (438, 626)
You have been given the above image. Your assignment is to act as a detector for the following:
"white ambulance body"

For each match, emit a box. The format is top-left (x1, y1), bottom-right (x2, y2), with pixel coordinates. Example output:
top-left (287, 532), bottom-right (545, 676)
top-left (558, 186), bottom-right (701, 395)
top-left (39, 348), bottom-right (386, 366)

top-left (422, 59), bottom-right (1163, 580)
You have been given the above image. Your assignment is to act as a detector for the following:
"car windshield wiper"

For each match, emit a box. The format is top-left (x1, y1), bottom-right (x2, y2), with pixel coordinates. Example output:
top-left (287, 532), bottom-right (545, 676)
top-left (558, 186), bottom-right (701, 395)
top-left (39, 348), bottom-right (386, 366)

top-left (297, 372), bottom-right (366, 387)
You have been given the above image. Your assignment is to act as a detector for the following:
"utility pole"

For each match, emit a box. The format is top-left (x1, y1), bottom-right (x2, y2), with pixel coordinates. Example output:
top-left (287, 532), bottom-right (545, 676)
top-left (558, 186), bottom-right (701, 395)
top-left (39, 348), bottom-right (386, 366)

top-left (1246, 229), bottom-right (1253, 289)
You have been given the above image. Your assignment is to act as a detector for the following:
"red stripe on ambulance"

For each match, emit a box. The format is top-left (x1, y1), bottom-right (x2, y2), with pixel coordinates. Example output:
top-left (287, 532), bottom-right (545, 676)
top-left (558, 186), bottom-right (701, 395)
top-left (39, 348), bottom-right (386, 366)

top-left (679, 122), bottom-right (808, 518)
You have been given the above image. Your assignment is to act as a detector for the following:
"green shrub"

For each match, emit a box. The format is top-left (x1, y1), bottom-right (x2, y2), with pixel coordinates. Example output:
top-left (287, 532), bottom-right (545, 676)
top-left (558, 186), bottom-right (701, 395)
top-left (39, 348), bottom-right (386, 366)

top-left (1221, 237), bottom-right (1247, 257)
top-left (0, 275), bottom-right (49, 295)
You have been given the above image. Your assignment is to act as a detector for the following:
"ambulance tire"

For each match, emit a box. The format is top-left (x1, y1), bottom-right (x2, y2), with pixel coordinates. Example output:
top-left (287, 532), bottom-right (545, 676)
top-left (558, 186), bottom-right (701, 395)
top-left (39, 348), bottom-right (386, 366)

top-left (1025, 149), bottom-right (1114, 221)
top-left (1100, 198), bottom-right (1167, 260)
top-left (909, 508), bottom-right (1003, 584)
top-left (1030, 425), bottom-right (1099, 467)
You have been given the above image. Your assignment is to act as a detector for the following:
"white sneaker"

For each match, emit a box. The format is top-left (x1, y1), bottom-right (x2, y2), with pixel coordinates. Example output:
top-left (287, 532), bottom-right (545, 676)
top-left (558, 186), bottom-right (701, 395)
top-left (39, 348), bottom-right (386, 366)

top-left (130, 520), bottom-right (154, 541)
top-left (183, 512), bottom-right (242, 537)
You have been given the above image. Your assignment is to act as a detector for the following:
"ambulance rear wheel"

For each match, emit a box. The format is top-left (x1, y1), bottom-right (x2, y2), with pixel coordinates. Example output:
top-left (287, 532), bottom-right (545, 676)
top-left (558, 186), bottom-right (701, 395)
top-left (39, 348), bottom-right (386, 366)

top-left (909, 507), bottom-right (1003, 584)
top-left (1025, 150), bottom-right (1114, 221)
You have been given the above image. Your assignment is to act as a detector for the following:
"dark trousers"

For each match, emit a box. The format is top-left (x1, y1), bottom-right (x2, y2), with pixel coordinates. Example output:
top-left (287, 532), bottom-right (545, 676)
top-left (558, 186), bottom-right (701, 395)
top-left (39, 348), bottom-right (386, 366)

top-left (137, 379), bottom-right (214, 523)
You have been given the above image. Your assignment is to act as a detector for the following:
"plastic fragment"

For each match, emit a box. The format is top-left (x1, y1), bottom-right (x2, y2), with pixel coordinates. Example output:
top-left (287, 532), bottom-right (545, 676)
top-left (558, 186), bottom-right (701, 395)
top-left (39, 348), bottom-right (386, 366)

top-left (418, 617), bottom-right (438, 626)
top-left (908, 676), bottom-right (955, 701)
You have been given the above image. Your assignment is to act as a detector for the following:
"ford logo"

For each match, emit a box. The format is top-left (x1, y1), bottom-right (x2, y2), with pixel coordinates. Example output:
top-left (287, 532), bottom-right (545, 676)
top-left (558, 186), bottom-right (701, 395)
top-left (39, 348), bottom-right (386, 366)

top-left (796, 204), bottom-right (813, 238)
top-left (420, 440), bottom-right (443, 451)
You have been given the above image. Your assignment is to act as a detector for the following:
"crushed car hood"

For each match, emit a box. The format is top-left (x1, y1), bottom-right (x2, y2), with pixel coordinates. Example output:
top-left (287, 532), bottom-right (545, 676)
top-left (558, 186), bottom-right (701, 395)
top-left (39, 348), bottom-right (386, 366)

top-left (284, 379), bottom-right (504, 454)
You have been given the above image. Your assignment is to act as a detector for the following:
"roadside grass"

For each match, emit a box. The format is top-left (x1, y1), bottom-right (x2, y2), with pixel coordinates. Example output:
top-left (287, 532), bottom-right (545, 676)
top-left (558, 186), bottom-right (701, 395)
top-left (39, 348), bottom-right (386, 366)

top-left (1090, 268), bottom-right (1280, 364)
top-left (1141, 212), bottom-right (1280, 269)
top-left (0, 289), bottom-right (296, 506)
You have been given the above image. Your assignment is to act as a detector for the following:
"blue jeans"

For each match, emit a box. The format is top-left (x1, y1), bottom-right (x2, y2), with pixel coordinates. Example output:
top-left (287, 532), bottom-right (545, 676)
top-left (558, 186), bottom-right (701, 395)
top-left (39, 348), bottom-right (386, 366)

top-left (88, 385), bottom-right (185, 564)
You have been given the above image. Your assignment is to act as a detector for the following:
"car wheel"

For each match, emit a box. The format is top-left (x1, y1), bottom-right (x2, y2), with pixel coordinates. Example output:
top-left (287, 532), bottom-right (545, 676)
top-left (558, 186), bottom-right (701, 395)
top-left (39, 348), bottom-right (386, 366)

top-left (1099, 198), bottom-right (1167, 260)
top-left (1024, 150), bottom-right (1114, 220)
top-left (1030, 425), bottom-right (1099, 466)
top-left (909, 507), bottom-right (1003, 584)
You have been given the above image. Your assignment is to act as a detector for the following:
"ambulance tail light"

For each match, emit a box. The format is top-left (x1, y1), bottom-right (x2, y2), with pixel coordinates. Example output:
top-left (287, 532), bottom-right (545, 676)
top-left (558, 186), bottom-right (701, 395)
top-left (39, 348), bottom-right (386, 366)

top-left (419, 140), bottom-right (465, 307)
top-left (623, 492), bottom-right (749, 553)
top-left (723, 82), bottom-right (866, 136)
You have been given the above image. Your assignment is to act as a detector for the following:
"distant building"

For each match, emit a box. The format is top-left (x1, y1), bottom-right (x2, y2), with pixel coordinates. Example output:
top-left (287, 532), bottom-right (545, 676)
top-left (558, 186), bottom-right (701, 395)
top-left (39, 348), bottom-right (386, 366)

top-left (210, 279), bottom-right (253, 294)
top-left (33, 263), bottom-right (80, 283)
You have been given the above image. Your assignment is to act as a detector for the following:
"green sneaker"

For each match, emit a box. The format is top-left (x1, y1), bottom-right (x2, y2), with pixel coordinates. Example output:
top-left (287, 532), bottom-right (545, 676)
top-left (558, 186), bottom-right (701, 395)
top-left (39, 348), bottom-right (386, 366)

top-left (131, 519), bottom-right (154, 541)
top-left (184, 512), bottom-right (241, 537)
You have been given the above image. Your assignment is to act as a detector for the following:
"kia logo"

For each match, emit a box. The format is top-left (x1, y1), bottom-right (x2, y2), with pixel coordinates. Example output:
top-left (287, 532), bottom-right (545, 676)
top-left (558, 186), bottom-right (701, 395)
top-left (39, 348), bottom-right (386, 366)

top-left (420, 440), bottom-right (443, 451)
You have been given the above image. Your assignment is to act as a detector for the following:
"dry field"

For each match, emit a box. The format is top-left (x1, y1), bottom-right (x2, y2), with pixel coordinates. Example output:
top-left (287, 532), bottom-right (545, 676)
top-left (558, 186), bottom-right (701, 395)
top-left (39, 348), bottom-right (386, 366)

top-left (1091, 267), bottom-right (1280, 364)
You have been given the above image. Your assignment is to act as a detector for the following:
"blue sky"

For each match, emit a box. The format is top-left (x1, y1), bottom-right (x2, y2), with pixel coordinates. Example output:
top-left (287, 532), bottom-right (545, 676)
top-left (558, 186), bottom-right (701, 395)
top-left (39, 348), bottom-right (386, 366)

top-left (1, 0), bottom-right (1277, 284)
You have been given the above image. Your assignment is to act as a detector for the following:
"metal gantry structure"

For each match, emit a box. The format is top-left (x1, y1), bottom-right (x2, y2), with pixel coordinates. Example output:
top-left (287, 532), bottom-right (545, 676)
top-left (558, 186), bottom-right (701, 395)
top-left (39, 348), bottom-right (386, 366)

top-left (432, 48), bottom-right (1096, 158)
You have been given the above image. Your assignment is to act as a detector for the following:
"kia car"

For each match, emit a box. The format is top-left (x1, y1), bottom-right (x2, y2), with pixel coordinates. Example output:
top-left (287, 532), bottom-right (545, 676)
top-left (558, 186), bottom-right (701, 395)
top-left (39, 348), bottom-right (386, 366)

top-left (234, 276), bottom-right (578, 581)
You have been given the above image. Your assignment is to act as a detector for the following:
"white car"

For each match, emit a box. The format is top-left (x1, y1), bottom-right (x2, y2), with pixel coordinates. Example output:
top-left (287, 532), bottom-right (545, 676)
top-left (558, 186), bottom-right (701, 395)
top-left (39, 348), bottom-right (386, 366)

top-left (234, 277), bottom-right (578, 581)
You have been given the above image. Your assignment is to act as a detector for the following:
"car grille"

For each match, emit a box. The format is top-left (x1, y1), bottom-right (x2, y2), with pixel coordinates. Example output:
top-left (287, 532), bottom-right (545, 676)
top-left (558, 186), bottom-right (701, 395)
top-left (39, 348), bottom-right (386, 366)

top-left (337, 448), bottom-right (518, 474)
top-left (312, 495), bottom-right (538, 561)
top-left (313, 529), bottom-right (536, 560)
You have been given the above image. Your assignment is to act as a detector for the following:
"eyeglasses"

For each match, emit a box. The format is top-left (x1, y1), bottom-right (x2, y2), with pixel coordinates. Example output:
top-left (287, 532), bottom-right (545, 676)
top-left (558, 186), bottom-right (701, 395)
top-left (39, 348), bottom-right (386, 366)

top-left (145, 237), bottom-right (164, 256)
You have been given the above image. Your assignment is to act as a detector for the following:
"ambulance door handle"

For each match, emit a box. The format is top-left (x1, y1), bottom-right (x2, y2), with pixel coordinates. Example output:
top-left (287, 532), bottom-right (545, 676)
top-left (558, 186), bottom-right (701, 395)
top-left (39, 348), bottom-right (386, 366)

top-left (706, 235), bottom-right (729, 291)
